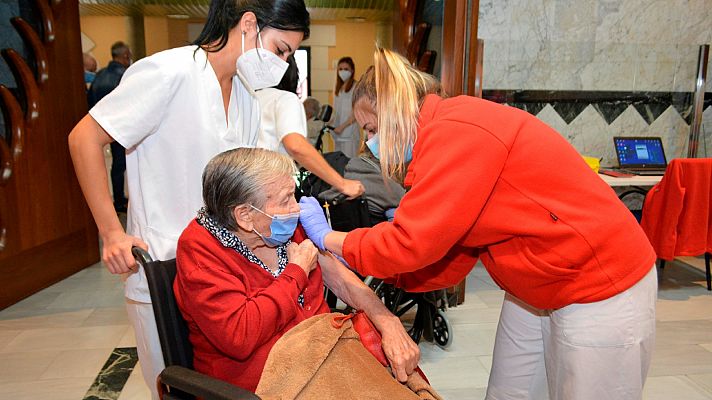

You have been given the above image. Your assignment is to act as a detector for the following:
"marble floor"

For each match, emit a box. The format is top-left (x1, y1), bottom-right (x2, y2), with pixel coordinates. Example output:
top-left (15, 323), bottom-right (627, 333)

top-left (1, 256), bottom-right (711, 399)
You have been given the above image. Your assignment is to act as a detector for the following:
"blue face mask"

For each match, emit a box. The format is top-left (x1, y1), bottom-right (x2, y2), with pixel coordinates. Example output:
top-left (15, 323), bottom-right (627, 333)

top-left (251, 205), bottom-right (300, 247)
top-left (84, 71), bottom-right (95, 84)
top-left (365, 134), bottom-right (413, 162)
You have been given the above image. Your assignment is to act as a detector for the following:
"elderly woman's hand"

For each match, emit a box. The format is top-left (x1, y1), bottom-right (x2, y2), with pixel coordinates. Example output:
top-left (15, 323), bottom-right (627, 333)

top-left (298, 197), bottom-right (332, 250)
top-left (287, 239), bottom-right (318, 275)
top-left (380, 315), bottom-right (420, 382)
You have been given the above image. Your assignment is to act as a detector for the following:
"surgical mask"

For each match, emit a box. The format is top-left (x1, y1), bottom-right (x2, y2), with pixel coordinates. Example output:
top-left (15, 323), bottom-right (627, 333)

top-left (366, 135), bottom-right (380, 159)
top-left (251, 205), bottom-right (299, 247)
top-left (84, 71), bottom-right (95, 84)
top-left (237, 28), bottom-right (289, 90)
top-left (338, 70), bottom-right (352, 81)
top-left (366, 135), bottom-right (413, 163)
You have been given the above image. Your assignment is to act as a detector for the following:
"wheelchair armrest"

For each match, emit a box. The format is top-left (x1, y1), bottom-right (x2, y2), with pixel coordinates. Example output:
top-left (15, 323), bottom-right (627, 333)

top-left (159, 365), bottom-right (260, 400)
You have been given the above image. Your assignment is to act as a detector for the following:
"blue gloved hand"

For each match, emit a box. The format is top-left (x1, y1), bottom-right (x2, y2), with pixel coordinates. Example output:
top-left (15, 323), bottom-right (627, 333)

top-left (299, 196), bottom-right (332, 251)
top-left (385, 207), bottom-right (397, 222)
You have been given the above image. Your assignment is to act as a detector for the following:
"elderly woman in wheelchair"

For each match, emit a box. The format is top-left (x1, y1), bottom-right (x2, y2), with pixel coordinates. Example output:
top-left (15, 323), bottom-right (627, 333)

top-left (173, 147), bottom-right (419, 392)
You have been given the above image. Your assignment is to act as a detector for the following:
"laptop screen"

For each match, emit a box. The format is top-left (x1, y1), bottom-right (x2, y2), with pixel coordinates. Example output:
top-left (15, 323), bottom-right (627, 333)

top-left (614, 137), bottom-right (667, 168)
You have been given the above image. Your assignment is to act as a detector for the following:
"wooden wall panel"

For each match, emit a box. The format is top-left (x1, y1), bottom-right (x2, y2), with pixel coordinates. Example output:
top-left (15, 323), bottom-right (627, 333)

top-left (441, 0), bottom-right (479, 96)
top-left (0, 0), bottom-right (99, 309)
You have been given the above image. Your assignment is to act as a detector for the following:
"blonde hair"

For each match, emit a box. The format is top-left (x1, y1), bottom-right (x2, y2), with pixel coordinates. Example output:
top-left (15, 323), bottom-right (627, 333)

top-left (202, 148), bottom-right (296, 230)
top-left (352, 48), bottom-right (442, 178)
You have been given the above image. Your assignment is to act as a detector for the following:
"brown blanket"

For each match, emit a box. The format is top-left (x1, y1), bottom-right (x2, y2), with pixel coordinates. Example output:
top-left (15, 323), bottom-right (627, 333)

top-left (256, 313), bottom-right (442, 400)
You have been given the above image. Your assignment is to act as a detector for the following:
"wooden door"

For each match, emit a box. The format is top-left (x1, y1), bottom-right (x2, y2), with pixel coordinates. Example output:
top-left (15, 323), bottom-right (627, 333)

top-left (441, 0), bottom-right (479, 96)
top-left (0, 0), bottom-right (99, 309)
top-left (393, 0), bottom-right (479, 94)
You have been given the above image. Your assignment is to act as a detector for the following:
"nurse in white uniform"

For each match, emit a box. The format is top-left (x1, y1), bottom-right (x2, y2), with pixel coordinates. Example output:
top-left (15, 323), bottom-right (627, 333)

top-left (68, 1), bottom-right (310, 397)
top-left (255, 55), bottom-right (364, 198)
top-left (331, 57), bottom-right (360, 158)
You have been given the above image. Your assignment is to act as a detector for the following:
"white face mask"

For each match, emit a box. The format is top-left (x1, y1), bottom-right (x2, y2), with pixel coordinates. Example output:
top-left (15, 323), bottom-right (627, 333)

top-left (237, 28), bottom-right (289, 91)
top-left (338, 69), bottom-right (352, 82)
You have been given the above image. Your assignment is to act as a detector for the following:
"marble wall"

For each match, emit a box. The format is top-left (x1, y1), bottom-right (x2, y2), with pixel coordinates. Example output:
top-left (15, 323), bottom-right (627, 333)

top-left (478, 0), bottom-right (712, 165)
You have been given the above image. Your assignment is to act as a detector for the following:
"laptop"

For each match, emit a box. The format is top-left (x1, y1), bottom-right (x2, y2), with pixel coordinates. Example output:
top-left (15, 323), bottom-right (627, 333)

top-left (613, 136), bottom-right (668, 175)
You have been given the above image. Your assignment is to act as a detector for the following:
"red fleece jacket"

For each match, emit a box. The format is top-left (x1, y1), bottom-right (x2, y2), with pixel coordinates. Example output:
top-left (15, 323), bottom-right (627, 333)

top-left (175, 222), bottom-right (329, 392)
top-left (641, 158), bottom-right (712, 260)
top-left (344, 94), bottom-right (655, 309)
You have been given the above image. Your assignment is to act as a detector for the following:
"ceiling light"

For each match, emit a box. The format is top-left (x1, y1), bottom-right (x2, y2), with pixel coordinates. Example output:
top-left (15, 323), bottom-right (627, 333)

top-left (346, 16), bottom-right (367, 22)
top-left (167, 14), bottom-right (189, 19)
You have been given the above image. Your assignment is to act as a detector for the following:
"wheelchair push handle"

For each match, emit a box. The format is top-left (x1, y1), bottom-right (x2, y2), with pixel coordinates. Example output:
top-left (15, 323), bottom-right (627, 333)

top-left (332, 193), bottom-right (348, 204)
top-left (131, 246), bottom-right (153, 266)
top-left (317, 104), bottom-right (333, 122)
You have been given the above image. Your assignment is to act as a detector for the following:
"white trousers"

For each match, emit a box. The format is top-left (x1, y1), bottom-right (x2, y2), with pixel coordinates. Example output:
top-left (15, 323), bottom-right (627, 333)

top-left (486, 266), bottom-right (657, 400)
top-left (126, 300), bottom-right (165, 400)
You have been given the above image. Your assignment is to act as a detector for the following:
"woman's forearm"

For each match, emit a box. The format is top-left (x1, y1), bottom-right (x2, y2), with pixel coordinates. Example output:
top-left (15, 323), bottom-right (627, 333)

top-left (324, 231), bottom-right (347, 256)
top-left (68, 114), bottom-right (125, 238)
top-left (318, 252), bottom-right (398, 329)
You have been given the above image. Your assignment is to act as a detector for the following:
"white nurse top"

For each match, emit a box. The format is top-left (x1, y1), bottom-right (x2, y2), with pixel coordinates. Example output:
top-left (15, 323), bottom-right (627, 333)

top-left (90, 45), bottom-right (261, 303)
top-left (254, 88), bottom-right (307, 154)
top-left (332, 87), bottom-right (357, 142)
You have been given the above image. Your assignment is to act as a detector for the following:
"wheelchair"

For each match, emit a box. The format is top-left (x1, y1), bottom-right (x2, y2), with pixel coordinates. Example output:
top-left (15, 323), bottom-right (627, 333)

top-left (313, 104), bottom-right (334, 154)
top-left (372, 280), bottom-right (453, 349)
top-left (132, 247), bottom-right (259, 400)
top-left (134, 241), bottom-right (442, 399)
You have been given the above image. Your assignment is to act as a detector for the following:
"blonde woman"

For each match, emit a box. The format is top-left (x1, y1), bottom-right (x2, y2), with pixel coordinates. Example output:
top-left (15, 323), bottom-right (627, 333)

top-left (299, 48), bottom-right (657, 400)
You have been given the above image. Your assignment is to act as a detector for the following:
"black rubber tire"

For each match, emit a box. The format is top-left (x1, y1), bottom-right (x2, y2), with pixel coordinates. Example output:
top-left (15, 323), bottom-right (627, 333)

top-left (432, 309), bottom-right (452, 349)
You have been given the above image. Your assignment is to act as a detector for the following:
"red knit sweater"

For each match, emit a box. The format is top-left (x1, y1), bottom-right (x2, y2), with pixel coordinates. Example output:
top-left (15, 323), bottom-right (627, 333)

top-left (344, 94), bottom-right (655, 309)
top-left (175, 222), bottom-right (329, 391)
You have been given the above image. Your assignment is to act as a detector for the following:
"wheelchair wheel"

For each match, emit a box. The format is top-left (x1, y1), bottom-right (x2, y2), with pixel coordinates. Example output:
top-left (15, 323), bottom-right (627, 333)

top-left (432, 309), bottom-right (452, 349)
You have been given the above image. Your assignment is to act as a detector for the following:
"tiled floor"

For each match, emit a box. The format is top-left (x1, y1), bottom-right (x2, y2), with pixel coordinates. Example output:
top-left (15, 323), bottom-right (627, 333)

top-left (1, 256), bottom-right (711, 399)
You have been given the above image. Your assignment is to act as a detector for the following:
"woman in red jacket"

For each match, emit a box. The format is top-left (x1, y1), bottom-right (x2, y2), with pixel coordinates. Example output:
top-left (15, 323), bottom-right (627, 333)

top-left (299, 48), bottom-right (657, 400)
top-left (175, 148), bottom-right (419, 391)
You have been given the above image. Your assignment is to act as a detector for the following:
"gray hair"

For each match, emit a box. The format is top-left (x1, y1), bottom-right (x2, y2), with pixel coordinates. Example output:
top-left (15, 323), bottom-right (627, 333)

top-left (303, 97), bottom-right (320, 119)
top-left (202, 148), bottom-right (297, 230)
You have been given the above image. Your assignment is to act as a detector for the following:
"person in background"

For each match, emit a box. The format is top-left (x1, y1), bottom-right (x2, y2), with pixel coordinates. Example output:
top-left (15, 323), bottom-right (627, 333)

top-left (83, 52), bottom-right (97, 88)
top-left (299, 48), bottom-right (657, 400)
top-left (255, 55), bottom-right (364, 198)
top-left (303, 97), bottom-right (321, 145)
top-left (68, 1), bottom-right (311, 397)
top-left (88, 41), bottom-right (133, 213)
top-left (320, 125), bottom-right (405, 221)
top-left (331, 56), bottom-right (359, 158)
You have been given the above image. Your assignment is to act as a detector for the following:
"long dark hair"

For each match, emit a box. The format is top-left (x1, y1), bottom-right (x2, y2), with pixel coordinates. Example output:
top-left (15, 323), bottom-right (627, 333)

top-left (275, 54), bottom-right (299, 93)
top-left (194, 0), bottom-right (310, 53)
top-left (334, 56), bottom-right (355, 95)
